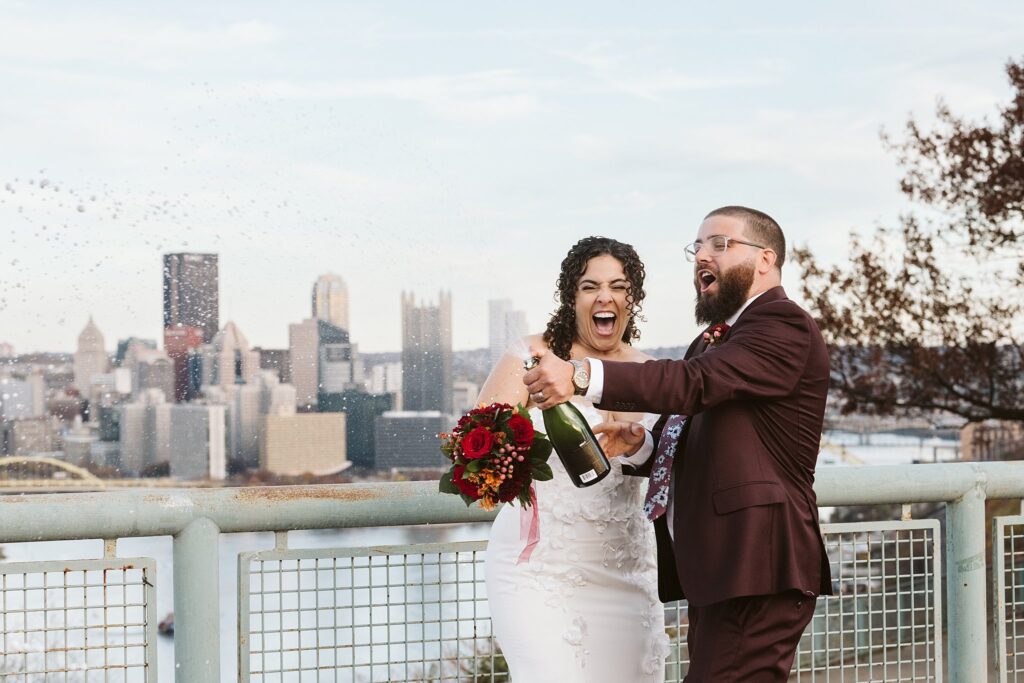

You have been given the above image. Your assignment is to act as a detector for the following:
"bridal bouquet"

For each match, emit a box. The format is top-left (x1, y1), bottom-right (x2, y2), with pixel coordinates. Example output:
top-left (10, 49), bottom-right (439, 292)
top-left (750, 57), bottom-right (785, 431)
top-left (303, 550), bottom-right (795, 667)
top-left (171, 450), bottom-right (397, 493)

top-left (439, 402), bottom-right (553, 510)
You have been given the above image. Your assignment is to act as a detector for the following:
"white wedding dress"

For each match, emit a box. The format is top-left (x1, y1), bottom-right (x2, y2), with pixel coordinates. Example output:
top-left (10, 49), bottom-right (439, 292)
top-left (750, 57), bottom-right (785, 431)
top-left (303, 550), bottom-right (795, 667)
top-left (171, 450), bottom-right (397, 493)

top-left (485, 399), bottom-right (669, 682)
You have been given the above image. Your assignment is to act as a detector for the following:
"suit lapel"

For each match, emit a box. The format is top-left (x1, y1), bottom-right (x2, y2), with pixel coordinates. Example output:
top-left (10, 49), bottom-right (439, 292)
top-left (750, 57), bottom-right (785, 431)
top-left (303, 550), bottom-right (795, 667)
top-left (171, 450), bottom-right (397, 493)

top-left (671, 290), bottom-right (787, 463)
top-left (663, 335), bottom-right (708, 465)
top-left (673, 326), bottom-right (721, 467)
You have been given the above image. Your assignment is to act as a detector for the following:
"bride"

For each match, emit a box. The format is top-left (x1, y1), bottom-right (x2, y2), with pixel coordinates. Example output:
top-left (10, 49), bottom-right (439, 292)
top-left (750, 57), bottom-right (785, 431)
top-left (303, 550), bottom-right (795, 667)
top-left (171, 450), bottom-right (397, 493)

top-left (480, 237), bottom-right (669, 682)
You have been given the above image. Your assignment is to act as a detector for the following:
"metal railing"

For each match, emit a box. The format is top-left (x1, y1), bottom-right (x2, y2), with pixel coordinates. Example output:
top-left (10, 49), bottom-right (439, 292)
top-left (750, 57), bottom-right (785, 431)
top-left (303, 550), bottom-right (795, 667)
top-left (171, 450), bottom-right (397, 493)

top-left (0, 461), bottom-right (1022, 682)
top-left (993, 515), bottom-right (1024, 682)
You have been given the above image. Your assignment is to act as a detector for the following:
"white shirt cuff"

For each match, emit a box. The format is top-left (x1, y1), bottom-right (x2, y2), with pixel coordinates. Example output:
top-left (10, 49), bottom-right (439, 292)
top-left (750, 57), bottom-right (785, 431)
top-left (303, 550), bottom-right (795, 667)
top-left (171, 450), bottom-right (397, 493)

top-left (584, 358), bottom-right (604, 404)
top-left (618, 429), bottom-right (654, 468)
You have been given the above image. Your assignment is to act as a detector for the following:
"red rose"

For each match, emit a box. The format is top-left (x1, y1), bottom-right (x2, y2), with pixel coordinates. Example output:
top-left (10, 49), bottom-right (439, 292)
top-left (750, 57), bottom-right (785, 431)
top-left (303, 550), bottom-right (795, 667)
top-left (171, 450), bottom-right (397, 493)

top-left (507, 414), bottom-right (534, 446)
top-left (452, 465), bottom-right (479, 498)
top-left (461, 426), bottom-right (495, 459)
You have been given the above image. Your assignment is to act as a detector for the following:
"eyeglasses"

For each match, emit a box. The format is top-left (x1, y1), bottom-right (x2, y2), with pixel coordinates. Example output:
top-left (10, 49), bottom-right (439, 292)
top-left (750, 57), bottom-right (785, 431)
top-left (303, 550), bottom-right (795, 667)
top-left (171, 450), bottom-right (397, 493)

top-left (683, 235), bottom-right (768, 262)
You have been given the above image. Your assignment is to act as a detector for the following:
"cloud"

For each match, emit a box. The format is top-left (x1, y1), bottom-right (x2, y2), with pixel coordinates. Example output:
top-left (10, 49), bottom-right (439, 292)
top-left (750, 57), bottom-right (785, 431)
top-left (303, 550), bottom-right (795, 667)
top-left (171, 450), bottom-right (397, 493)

top-left (570, 134), bottom-right (614, 163)
top-left (568, 109), bottom-right (889, 179)
top-left (0, 13), bottom-right (283, 66)
top-left (567, 187), bottom-right (663, 216)
top-left (236, 69), bottom-right (548, 122)
top-left (554, 42), bottom-right (781, 101)
top-left (869, 58), bottom-right (1016, 122)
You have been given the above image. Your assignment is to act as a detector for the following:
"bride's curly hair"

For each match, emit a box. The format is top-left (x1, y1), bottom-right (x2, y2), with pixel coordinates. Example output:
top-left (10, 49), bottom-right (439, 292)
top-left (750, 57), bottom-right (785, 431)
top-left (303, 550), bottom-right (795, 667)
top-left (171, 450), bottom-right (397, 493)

top-left (543, 237), bottom-right (646, 361)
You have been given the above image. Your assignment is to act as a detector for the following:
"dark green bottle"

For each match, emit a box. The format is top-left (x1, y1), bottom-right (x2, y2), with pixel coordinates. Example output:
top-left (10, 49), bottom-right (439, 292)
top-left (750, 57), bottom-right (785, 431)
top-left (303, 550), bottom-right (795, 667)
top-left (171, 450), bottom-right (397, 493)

top-left (541, 401), bottom-right (612, 488)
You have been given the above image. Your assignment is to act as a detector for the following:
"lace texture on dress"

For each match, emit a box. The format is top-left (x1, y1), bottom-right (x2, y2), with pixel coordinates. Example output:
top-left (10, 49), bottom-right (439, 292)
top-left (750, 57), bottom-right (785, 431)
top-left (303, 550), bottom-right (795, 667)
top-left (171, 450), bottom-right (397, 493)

top-left (511, 403), bottom-right (669, 675)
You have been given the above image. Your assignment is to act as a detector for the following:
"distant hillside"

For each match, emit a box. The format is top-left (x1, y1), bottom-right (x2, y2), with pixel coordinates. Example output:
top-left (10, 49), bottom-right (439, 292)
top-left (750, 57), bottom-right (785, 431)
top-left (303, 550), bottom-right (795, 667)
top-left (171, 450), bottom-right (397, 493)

top-left (642, 346), bottom-right (688, 360)
top-left (362, 346), bottom-right (688, 388)
top-left (8, 352), bottom-right (72, 365)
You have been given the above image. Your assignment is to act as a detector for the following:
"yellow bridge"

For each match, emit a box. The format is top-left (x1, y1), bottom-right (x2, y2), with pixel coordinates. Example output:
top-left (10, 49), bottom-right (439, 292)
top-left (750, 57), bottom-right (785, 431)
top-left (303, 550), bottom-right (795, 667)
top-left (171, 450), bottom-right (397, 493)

top-left (0, 456), bottom-right (201, 493)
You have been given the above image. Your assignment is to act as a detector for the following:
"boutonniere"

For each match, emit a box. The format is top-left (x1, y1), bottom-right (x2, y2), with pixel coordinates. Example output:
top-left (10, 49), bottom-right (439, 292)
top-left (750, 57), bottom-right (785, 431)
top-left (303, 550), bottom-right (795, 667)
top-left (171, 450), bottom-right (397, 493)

top-left (702, 322), bottom-right (731, 347)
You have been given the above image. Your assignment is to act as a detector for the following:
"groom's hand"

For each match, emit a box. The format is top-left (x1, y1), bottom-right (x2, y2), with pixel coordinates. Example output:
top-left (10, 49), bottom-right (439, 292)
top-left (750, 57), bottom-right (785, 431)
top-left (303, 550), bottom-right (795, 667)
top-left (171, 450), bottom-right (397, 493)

top-left (593, 421), bottom-right (646, 457)
top-left (523, 346), bottom-right (576, 409)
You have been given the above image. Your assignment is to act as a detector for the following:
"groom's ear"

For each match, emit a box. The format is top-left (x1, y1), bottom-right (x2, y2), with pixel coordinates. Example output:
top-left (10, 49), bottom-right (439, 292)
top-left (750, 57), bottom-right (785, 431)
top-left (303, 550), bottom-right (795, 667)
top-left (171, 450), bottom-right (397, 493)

top-left (757, 248), bottom-right (778, 274)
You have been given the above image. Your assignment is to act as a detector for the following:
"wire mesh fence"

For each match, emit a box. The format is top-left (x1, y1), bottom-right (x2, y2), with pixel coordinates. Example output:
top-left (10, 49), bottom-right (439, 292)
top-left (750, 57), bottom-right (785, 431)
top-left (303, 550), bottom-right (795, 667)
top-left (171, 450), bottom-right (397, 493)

top-left (995, 515), bottom-right (1024, 683)
top-left (238, 519), bottom-right (942, 682)
top-left (0, 558), bottom-right (157, 683)
top-left (239, 543), bottom-right (504, 683)
top-left (792, 519), bottom-right (942, 682)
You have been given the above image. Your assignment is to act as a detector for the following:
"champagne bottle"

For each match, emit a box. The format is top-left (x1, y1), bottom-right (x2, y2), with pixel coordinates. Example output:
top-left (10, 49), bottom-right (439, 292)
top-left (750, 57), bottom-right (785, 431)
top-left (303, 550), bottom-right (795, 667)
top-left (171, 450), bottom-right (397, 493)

top-left (525, 357), bottom-right (611, 488)
top-left (541, 401), bottom-right (612, 487)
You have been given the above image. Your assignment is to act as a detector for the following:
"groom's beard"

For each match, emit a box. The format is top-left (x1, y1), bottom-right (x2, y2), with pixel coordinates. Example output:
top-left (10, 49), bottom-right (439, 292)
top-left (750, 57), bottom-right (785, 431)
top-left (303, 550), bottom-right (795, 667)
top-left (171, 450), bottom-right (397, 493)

top-left (694, 260), bottom-right (755, 325)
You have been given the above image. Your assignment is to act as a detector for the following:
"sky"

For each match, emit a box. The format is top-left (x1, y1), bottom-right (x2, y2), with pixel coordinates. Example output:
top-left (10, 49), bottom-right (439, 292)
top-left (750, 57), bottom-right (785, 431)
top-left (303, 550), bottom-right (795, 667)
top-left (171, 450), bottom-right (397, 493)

top-left (2, 2), bottom-right (1023, 354)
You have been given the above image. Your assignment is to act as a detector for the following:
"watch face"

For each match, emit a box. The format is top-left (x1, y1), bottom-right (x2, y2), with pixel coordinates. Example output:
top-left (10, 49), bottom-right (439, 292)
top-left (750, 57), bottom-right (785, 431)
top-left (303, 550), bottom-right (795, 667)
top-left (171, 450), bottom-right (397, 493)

top-left (572, 361), bottom-right (590, 390)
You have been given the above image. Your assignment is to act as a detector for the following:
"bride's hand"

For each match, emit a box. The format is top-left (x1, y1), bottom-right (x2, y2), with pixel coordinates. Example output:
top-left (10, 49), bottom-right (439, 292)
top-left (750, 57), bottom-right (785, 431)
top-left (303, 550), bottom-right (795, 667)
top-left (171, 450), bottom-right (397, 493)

top-left (592, 421), bottom-right (646, 458)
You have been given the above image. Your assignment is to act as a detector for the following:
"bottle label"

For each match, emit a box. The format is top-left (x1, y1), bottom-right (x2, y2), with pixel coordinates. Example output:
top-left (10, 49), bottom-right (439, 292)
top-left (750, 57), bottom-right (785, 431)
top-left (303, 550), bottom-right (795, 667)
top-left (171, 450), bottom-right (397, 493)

top-left (579, 469), bottom-right (598, 483)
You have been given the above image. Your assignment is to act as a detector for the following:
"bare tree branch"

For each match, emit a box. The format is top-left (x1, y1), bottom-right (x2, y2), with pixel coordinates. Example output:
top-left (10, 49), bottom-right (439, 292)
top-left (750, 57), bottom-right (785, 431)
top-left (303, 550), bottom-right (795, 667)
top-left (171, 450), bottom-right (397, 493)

top-left (796, 57), bottom-right (1024, 427)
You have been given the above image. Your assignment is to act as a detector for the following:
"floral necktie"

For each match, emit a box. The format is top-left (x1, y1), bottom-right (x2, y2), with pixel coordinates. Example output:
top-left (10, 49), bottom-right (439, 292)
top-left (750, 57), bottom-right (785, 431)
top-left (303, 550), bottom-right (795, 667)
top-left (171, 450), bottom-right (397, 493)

top-left (642, 414), bottom-right (688, 521)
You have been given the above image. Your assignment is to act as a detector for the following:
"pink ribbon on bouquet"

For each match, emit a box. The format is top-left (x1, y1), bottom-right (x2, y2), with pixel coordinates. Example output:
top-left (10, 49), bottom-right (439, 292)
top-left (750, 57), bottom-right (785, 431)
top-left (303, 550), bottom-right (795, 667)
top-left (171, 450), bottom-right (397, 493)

top-left (516, 485), bottom-right (540, 564)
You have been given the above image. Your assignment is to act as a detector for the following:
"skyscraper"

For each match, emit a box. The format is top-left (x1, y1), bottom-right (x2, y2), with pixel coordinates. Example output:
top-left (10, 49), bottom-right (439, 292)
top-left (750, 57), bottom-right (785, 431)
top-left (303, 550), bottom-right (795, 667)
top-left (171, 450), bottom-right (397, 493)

top-left (401, 291), bottom-right (452, 413)
top-left (164, 325), bottom-right (205, 402)
top-left (73, 316), bottom-right (110, 394)
top-left (312, 274), bottom-right (349, 332)
top-left (288, 318), bottom-right (360, 410)
top-left (317, 389), bottom-right (393, 468)
top-left (63, 416), bottom-right (97, 466)
top-left (163, 253), bottom-right (219, 344)
top-left (366, 362), bottom-right (402, 410)
top-left (118, 388), bottom-right (170, 476)
top-left (28, 371), bottom-right (46, 417)
top-left (254, 347), bottom-right (291, 384)
top-left (260, 413), bottom-right (348, 477)
top-left (229, 370), bottom-right (297, 470)
top-left (169, 404), bottom-right (226, 481)
top-left (488, 299), bottom-right (528, 367)
top-left (319, 324), bottom-right (362, 394)
top-left (288, 318), bottom-right (320, 410)
top-left (452, 380), bottom-right (479, 415)
top-left (374, 411), bottom-right (452, 469)
top-left (0, 376), bottom-right (32, 420)
top-left (135, 354), bottom-right (175, 403)
top-left (120, 341), bottom-right (175, 401)
top-left (2, 417), bottom-right (56, 456)
top-left (198, 321), bottom-right (260, 392)
top-left (115, 337), bottom-right (156, 367)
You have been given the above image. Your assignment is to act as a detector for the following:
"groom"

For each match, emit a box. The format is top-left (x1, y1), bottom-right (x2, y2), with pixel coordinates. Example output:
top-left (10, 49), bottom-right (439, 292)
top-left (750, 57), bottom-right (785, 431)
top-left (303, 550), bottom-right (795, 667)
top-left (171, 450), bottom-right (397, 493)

top-left (525, 206), bottom-right (832, 682)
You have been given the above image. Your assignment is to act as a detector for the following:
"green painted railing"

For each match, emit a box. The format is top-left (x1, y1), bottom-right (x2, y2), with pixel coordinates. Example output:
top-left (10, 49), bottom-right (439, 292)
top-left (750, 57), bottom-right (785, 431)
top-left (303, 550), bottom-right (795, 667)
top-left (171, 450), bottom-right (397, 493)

top-left (0, 461), bottom-right (1022, 681)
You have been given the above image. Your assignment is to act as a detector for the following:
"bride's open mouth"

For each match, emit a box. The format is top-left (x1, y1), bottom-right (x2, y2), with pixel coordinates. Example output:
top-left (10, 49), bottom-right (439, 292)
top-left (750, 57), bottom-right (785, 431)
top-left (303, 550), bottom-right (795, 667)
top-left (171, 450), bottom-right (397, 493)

top-left (697, 269), bottom-right (717, 294)
top-left (592, 311), bottom-right (617, 336)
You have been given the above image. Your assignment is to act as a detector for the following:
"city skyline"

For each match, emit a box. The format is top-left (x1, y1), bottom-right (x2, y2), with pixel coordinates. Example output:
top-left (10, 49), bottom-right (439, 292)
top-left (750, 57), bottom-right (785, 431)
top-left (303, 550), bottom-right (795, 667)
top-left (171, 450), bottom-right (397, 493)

top-left (401, 291), bottom-right (453, 413)
top-left (3, 4), bottom-right (1024, 354)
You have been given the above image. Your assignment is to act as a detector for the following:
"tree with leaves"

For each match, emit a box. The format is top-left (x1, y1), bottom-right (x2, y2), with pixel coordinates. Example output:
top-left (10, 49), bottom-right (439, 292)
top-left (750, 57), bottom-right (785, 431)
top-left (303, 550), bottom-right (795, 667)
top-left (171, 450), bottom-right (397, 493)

top-left (794, 58), bottom-right (1024, 426)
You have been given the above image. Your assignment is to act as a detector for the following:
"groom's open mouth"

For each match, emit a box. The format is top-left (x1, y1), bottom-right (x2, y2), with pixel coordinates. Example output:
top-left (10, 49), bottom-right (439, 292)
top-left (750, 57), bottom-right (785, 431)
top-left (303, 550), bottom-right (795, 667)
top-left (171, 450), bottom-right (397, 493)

top-left (697, 269), bottom-right (717, 294)
top-left (592, 311), bottom-right (617, 336)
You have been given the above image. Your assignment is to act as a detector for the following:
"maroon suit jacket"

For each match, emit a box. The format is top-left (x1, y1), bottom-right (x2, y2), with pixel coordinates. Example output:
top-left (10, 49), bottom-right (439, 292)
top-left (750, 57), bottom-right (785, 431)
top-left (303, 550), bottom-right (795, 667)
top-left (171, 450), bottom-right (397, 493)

top-left (600, 286), bottom-right (832, 607)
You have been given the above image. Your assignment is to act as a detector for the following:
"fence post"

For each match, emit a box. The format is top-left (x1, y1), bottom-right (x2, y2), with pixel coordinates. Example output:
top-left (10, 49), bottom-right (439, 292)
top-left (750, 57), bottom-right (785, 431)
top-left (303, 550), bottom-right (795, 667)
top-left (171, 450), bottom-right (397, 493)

top-left (174, 517), bottom-right (222, 682)
top-left (946, 482), bottom-right (988, 682)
